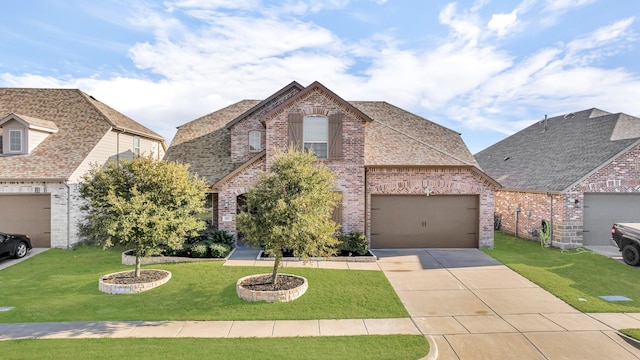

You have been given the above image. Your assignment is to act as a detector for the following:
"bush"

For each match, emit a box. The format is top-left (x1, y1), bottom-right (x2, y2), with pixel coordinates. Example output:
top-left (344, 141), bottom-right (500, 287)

top-left (209, 230), bottom-right (235, 247)
top-left (190, 243), bottom-right (210, 258)
top-left (338, 232), bottom-right (369, 256)
top-left (209, 243), bottom-right (231, 258)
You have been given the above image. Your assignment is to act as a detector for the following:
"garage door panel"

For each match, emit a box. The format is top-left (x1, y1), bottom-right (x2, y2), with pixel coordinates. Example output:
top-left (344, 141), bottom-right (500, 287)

top-left (371, 195), bottom-right (478, 248)
top-left (583, 193), bottom-right (640, 246)
top-left (0, 195), bottom-right (51, 247)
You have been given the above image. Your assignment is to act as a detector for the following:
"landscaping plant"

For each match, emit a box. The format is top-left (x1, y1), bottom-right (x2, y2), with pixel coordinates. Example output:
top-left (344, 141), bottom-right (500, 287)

top-left (79, 155), bottom-right (208, 276)
top-left (237, 148), bottom-right (341, 285)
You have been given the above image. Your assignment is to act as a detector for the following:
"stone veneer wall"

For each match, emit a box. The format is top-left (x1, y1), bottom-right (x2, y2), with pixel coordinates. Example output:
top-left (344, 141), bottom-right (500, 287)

top-left (0, 181), bottom-right (84, 248)
top-left (366, 167), bottom-right (496, 248)
top-left (264, 88), bottom-right (367, 235)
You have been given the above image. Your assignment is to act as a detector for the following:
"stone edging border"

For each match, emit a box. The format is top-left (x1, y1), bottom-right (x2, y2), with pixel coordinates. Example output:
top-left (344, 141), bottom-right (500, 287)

top-left (121, 248), bottom-right (235, 266)
top-left (236, 273), bottom-right (308, 302)
top-left (99, 269), bottom-right (171, 295)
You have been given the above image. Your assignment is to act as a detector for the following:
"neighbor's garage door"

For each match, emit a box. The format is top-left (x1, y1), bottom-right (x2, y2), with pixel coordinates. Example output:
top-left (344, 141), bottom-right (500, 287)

top-left (370, 195), bottom-right (478, 248)
top-left (583, 193), bottom-right (640, 246)
top-left (0, 194), bottom-right (51, 247)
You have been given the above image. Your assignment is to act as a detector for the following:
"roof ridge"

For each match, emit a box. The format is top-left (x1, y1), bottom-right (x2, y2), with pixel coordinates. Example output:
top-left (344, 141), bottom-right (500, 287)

top-left (372, 118), bottom-right (476, 166)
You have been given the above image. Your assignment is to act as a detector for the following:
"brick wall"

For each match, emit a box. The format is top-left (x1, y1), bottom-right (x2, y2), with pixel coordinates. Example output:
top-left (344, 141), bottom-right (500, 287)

top-left (230, 88), bottom-right (299, 165)
top-left (215, 159), bottom-right (266, 236)
top-left (495, 143), bottom-right (640, 248)
top-left (265, 88), bottom-right (367, 234)
top-left (494, 190), bottom-right (566, 246)
top-left (366, 167), bottom-right (496, 248)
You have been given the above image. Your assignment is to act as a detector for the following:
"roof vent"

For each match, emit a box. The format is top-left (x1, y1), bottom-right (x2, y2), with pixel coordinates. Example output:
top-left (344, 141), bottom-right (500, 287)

top-left (563, 113), bottom-right (575, 119)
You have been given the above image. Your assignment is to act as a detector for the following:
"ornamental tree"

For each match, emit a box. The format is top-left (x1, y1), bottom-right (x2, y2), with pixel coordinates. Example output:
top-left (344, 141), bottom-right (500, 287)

top-left (79, 156), bottom-right (208, 277)
top-left (237, 148), bottom-right (341, 285)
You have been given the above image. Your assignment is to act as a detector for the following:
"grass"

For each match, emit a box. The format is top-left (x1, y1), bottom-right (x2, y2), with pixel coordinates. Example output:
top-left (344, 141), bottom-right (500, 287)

top-left (482, 232), bottom-right (640, 313)
top-left (0, 245), bottom-right (408, 322)
top-left (0, 336), bottom-right (429, 360)
top-left (620, 329), bottom-right (640, 342)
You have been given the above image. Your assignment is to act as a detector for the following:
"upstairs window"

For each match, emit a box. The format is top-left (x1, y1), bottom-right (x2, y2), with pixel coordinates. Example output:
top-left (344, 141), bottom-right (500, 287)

top-left (133, 136), bottom-right (141, 158)
top-left (9, 130), bottom-right (22, 153)
top-left (289, 112), bottom-right (343, 160)
top-left (303, 115), bottom-right (328, 159)
top-left (248, 130), bottom-right (262, 152)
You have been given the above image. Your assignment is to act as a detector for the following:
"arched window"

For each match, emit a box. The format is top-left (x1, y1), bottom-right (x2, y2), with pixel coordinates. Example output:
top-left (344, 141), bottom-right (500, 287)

top-left (248, 130), bottom-right (262, 152)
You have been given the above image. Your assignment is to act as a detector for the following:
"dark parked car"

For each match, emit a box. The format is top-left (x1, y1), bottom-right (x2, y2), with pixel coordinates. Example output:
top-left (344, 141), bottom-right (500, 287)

top-left (0, 232), bottom-right (32, 260)
top-left (611, 223), bottom-right (640, 266)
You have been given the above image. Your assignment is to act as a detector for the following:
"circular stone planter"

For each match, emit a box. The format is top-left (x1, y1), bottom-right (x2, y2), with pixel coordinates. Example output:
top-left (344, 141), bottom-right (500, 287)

top-left (236, 274), bottom-right (308, 303)
top-left (99, 269), bottom-right (171, 295)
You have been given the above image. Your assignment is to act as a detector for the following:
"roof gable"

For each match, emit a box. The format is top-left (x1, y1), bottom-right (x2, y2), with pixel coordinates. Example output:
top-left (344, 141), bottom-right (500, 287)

top-left (261, 81), bottom-right (374, 124)
top-left (475, 108), bottom-right (640, 191)
top-left (225, 81), bottom-right (304, 130)
top-left (0, 88), bottom-right (165, 180)
top-left (0, 113), bottom-right (59, 133)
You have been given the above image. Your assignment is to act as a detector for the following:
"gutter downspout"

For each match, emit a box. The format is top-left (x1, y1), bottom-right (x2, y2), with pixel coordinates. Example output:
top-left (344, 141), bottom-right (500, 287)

top-left (515, 204), bottom-right (521, 238)
top-left (549, 194), bottom-right (554, 246)
top-left (64, 180), bottom-right (71, 249)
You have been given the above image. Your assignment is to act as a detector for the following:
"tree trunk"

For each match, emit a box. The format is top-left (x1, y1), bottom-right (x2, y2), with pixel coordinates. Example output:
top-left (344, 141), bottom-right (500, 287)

top-left (272, 252), bottom-right (281, 285)
top-left (135, 245), bottom-right (142, 277)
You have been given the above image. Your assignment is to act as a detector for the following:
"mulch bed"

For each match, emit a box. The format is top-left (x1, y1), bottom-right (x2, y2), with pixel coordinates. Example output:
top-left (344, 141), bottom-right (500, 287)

top-left (101, 270), bottom-right (169, 285)
top-left (239, 274), bottom-right (303, 291)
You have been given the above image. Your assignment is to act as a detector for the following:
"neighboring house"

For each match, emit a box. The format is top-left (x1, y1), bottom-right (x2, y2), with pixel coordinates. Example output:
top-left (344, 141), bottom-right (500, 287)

top-left (0, 88), bottom-right (166, 248)
top-left (475, 108), bottom-right (640, 249)
top-left (165, 81), bottom-right (499, 248)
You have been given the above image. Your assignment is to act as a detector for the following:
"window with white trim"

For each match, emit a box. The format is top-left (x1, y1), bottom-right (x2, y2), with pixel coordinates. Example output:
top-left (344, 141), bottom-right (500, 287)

top-left (303, 115), bottom-right (328, 159)
top-left (9, 130), bottom-right (22, 153)
top-left (133, 136), bottom-right (141, 158)
top-left (248, 130), bottom-right (262, 152)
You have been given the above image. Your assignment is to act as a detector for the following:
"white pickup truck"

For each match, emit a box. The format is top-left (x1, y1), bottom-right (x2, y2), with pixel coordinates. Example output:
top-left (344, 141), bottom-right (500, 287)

top-left (611, 223), bottom-right (640, 266)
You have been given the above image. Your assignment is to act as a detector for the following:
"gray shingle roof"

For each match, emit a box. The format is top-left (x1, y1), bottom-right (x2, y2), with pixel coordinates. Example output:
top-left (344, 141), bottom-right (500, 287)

top-left (474, 108), bottom-right (640, 191)
top-left (0, 88), bottom-right (164, 180)
top-left (167, 92), bottom-right (478, 185)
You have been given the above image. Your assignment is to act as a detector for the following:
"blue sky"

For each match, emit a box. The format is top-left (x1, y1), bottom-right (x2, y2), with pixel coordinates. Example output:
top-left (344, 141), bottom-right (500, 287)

top-left (1, 0), bottom-right (639, 153)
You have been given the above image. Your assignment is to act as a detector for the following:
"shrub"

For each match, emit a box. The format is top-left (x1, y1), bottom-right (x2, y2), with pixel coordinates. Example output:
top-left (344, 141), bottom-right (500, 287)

top-left (338, 232), bottom-right (369, 256)
top-left (209, 230), bottom-right (235, 247)
top-left (209, 243), bottom-right (231, 258)
top-left (190, 243), bottom-right (210, 258)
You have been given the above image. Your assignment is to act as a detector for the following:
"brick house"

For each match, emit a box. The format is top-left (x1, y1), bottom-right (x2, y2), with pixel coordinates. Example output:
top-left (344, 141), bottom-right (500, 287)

top-left (475, 108), bottom-right (640, 248)
top-left (166, 81), bottom-right (499, 248)
top-left (0, 88), bottom-right (166, 248)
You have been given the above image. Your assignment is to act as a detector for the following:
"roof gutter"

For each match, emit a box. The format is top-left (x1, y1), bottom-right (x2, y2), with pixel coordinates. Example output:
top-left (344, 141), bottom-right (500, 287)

top-left (112, 126), bottom-right (168, 151)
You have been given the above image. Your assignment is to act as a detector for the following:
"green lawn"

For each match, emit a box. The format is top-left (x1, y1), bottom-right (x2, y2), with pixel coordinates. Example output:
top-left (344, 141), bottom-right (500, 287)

top-left (482, 232), bottom-right (640, 313)
top-left (0, 245), bottom-right (408, 322)
top-left (0, 336), bottom-right (429, 360)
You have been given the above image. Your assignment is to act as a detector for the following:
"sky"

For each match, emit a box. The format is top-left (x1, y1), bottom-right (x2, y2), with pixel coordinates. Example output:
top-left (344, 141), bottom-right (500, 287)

top-left (1, 0), bottom-right (639, 153)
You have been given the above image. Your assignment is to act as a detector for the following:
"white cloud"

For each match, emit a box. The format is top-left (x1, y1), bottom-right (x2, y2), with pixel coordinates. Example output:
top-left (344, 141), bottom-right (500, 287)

top-left (488, 12), bottom-right (518, 37)
top-left (543, 0), bottom-right (596, 12)
top-left (1, 0), bottom-right (639, 152)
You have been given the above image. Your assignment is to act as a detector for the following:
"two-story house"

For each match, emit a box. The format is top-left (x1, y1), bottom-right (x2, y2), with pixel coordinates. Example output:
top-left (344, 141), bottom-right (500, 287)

top-left (0, 88), bottom-right (166, 248)
top-left (166, 81), bottom-right (499, 248)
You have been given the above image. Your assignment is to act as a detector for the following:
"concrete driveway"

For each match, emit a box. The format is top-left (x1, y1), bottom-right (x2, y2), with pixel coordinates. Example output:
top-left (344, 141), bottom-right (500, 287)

top-left (374, 248), bottom-right (640, 360)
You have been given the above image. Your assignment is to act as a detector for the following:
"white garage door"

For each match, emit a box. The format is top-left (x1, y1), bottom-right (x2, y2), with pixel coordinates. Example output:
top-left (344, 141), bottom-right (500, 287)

top-left (370, 195), bottom-right (479, 248)
top-left (0, 194), bottom-right (51, 247)
top-left (583, 193), bottom-right (640, 246)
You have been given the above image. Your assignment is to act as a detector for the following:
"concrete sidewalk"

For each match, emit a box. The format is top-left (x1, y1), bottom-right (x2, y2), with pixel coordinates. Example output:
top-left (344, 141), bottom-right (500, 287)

top-left (0, 318), bottom-right (420, 340)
